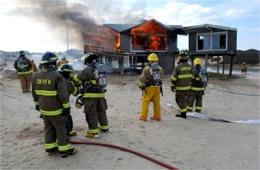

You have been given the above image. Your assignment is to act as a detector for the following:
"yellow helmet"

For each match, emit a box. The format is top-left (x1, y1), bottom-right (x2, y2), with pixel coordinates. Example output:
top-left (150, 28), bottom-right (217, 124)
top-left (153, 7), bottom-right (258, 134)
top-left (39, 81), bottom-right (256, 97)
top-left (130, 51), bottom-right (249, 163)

top-left (194, 58), bottom-right (202, 65)
top-left (148, 53), bottom-right (159, 61)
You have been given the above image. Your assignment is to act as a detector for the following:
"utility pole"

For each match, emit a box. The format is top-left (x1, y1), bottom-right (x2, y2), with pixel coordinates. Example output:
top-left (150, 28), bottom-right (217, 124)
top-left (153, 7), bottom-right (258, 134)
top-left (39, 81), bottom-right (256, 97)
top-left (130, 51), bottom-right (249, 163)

top-left (67, 24), bottom-right (69, 51)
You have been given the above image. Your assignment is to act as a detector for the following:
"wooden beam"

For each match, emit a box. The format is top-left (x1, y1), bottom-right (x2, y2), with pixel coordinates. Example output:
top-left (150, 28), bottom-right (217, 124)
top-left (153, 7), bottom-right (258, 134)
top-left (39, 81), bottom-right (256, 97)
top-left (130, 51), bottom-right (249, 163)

top-left (205, 53), bottom-right (208, 70)
top-left (217, 55), bottom-right (219, 74)
top-left (229, 55), bottom-right (234, 76)
top-left (222, 56), bottom-right (225, 74)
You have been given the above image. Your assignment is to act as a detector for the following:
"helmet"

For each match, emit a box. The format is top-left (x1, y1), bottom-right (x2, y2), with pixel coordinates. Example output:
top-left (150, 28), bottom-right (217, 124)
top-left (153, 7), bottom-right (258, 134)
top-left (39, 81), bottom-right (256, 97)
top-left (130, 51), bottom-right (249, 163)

top-left (148, 53), bottom-right (158, 61)
top-left (178, 50), bottom-right (188, 60)
top-left (19, 50), bottom-right (25, 57)
top-left (83, 53), bottom-right (99, 64)
top-left (40, 52), bottom-right (58, 65)
top-left (58, 64), bottom-right (73, 73)
top-left (194, 58), bottom-right (202, 65)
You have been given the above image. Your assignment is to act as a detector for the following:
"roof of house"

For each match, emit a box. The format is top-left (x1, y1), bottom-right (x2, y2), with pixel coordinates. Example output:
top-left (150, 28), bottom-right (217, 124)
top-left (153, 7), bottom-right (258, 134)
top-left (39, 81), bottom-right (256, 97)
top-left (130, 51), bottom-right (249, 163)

top-left (183, 24), bottom-right (237, 33)
top-left (104, 19), bottom-right (185, 34)
top-left (103, 24), bottom-right (136, 32)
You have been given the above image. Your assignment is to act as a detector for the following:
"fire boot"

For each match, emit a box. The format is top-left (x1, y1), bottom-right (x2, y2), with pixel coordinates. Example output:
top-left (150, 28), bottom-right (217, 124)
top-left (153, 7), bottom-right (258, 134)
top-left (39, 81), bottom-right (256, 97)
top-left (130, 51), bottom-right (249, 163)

top-left (69, 129), bottom-right (77, 136)
top-left (46, 147), bottom-right (58, 156)
top-left (175, 112), bottom-right (187, 119)
top-left (85, 132), bottom-right (100, 138)
top-left (60, 148), bottom-right (77, 158)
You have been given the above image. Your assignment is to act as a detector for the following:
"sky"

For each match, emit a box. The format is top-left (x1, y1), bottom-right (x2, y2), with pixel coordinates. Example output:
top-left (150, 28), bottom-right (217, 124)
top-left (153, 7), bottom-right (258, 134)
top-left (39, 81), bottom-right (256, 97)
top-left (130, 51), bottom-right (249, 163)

top-left (0, 0), bottom-right (259, 53)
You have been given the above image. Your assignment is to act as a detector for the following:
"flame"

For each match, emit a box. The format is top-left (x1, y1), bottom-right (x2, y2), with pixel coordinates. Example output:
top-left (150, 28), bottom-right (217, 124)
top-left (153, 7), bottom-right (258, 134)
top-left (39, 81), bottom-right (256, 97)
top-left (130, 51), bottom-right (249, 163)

top-left (116, 33), bottom-right (120, 51)
top-left (83, 26), bottom-right (120, 52)
top-left (103, 27), bottom-right (120, 51)
top-left (131, 19), bottom-right (167, 51)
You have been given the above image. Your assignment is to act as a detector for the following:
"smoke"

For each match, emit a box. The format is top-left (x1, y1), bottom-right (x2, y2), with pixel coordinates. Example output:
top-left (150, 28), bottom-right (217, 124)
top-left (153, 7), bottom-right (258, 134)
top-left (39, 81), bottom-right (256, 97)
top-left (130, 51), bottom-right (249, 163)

top-left (12, 0), bottom-right (149, 50)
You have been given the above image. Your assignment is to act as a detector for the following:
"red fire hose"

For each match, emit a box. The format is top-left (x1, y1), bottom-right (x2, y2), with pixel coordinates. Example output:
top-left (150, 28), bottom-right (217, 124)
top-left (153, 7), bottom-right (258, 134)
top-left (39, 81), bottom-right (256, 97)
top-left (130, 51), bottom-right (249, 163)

top-left (70, 140), bottom-right (178, 170)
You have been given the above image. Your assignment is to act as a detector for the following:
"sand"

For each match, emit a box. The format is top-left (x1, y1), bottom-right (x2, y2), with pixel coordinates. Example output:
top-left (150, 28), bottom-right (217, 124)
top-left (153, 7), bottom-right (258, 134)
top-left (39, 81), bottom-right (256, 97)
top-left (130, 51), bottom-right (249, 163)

top-left (0, 70), bottom-right (259, 169)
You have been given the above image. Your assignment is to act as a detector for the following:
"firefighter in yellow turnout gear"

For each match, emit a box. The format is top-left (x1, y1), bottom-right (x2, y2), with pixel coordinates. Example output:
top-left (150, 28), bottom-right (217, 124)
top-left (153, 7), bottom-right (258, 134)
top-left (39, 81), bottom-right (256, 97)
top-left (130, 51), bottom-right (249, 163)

top-left (138, 53), bottom-right (164, 121)
top-left (187, 58), bottom-right (208, 112)
top-left (73, 53), bottom-right (109, 138)
top-left (171, 50), bottom-right (192, 119)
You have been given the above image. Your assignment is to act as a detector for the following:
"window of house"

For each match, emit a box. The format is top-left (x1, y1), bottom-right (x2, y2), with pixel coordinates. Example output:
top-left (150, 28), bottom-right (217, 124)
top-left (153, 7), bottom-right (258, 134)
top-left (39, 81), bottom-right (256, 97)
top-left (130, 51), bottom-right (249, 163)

top-left (198, 35), bottom-right (211, 50)
top-left (212, 34), bottom-right (226, 49)
top-left (197, 32), bottom-right (227, 51)
top-left (131, 20), bottom-right (167, 51)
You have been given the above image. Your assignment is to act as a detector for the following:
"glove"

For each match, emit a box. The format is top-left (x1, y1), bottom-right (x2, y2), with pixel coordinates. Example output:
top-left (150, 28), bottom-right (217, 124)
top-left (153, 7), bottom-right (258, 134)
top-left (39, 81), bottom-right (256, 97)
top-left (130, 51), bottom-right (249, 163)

top-left (62, 107), bottom-right (70, 115)
top-left (35, 105), bottom-right (40, 111)
top-left (139, 85), bottom-right (145, 90)
top-left (78, 87), bottom-right (83, 94)
top-left (171, 86), bottom-right (176, 93)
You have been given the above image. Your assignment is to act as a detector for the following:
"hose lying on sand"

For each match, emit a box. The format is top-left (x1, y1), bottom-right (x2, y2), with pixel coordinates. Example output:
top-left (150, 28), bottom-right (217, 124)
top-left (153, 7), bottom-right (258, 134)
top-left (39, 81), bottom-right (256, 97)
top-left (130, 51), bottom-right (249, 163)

top-left (70, 140), bottom-right (178, 170)
top-left (207, 87), bottom-right (260, 96)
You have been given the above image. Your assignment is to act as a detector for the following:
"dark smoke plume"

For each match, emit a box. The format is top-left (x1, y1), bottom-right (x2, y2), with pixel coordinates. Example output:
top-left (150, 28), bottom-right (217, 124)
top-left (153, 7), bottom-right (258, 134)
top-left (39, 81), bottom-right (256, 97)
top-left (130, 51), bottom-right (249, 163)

top-left (12, 0), bottom-right (148, 50)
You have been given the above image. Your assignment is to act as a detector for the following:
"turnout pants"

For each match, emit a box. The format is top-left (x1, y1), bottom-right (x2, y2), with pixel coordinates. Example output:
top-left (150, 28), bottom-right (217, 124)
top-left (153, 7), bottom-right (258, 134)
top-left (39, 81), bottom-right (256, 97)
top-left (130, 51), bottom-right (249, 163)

top-left (84, 98), bottom-right (109, 134)
top-left (42, 114), bottom-right (70, 152)
top-left (187, 90), bottom-right (204, 112)
top-left (18, 73), bottom-right (32, 92)
top-left (140, 86), bottom-right (161, 120)
top-left (175, 91), bottom-right (189, 113)
top-left (65, 113), bottom-right (73, 134)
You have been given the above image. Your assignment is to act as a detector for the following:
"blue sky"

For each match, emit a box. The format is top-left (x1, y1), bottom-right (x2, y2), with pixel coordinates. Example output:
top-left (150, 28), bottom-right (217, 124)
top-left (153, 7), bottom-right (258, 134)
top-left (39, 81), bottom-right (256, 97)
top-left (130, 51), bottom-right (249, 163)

top-left (0, 0), bottom-right (259, 52)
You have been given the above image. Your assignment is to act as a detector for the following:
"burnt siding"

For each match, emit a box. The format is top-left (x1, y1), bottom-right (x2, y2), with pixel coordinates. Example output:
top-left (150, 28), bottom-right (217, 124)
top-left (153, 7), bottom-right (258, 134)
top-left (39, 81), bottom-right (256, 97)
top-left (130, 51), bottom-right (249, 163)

top-left (189, 33), bottom-right (197, 53)
top-left (158, 52), bottom-right (175, 74)
top-left (228, 30), bottom-right (237, 52)
top-left (167, 31), bottom-right (177, 52)
top-left (120, 31), bottom-right (131, 52)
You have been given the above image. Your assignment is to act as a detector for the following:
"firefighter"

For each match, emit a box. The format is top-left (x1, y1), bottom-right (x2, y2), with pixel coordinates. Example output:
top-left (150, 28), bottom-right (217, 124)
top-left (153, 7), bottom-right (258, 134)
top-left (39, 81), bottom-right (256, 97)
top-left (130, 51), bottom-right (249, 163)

top-left (138, 53), bottom-right (164, 121)
top-left (58, 64), bottom-right (78, 136)
top-left (32, 52), bottom-right (77, 158)
top-left (57, 56), bottom-right (69, 67)
top-left (241, 62), bottom-right (247, 74)
top-left (170, 50), bottom-right (192, 119)
top-left (13, 51), bottom-right (33, 93)
top-left (187, 58), bottom-right (207, 112)
top-left (73, 53), bottom-right (109, 138)
top-left (31, 59), bottom-right (38, 72)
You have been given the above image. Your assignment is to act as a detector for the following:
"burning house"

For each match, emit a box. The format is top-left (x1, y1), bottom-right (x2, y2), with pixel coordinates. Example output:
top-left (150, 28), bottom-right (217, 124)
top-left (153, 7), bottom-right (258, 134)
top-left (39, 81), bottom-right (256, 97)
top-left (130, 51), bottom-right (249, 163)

top-left (84, 19), bottom-right (185, 74)
top-left (83, 19), bottom-right (237, 75)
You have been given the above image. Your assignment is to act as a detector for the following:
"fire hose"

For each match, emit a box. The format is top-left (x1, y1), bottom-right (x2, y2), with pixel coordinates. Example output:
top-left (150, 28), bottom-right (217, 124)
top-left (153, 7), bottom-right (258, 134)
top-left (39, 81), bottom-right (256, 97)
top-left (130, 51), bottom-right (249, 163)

top-left (70, 140), bottom-right (178, 170)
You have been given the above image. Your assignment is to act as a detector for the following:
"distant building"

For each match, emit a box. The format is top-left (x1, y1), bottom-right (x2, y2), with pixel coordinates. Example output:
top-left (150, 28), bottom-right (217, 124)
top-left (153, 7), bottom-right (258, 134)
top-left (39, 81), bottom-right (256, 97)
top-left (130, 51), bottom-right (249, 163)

top-left (183, 24), bottom-right (237, 75)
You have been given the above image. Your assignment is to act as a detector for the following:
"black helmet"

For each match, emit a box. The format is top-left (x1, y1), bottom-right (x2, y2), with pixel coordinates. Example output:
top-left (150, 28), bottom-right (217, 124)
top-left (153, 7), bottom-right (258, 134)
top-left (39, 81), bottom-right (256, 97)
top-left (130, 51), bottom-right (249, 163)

top-left (58, 64), bottom-right (73, 73)
top-left (40, 52), bottom-right (58, 65)
top-left (178, 50), bottom-right (188, 60)
top-left (83, 53), bottom-right (99, 64)
top-left (19, 50), bottom-right (25, 57)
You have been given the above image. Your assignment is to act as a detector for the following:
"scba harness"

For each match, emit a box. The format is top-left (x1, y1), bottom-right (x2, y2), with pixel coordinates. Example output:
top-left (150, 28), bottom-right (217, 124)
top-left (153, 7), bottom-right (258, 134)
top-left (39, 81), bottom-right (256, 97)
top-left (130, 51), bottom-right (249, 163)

top-left (18, 57), bottom-right (30, 72)
top-left (199, 67), bottom-right (208, 87)
top-left (84, 64), bottom-right (107, 93)
top-left (146, 63), bottom-right (161, 86)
